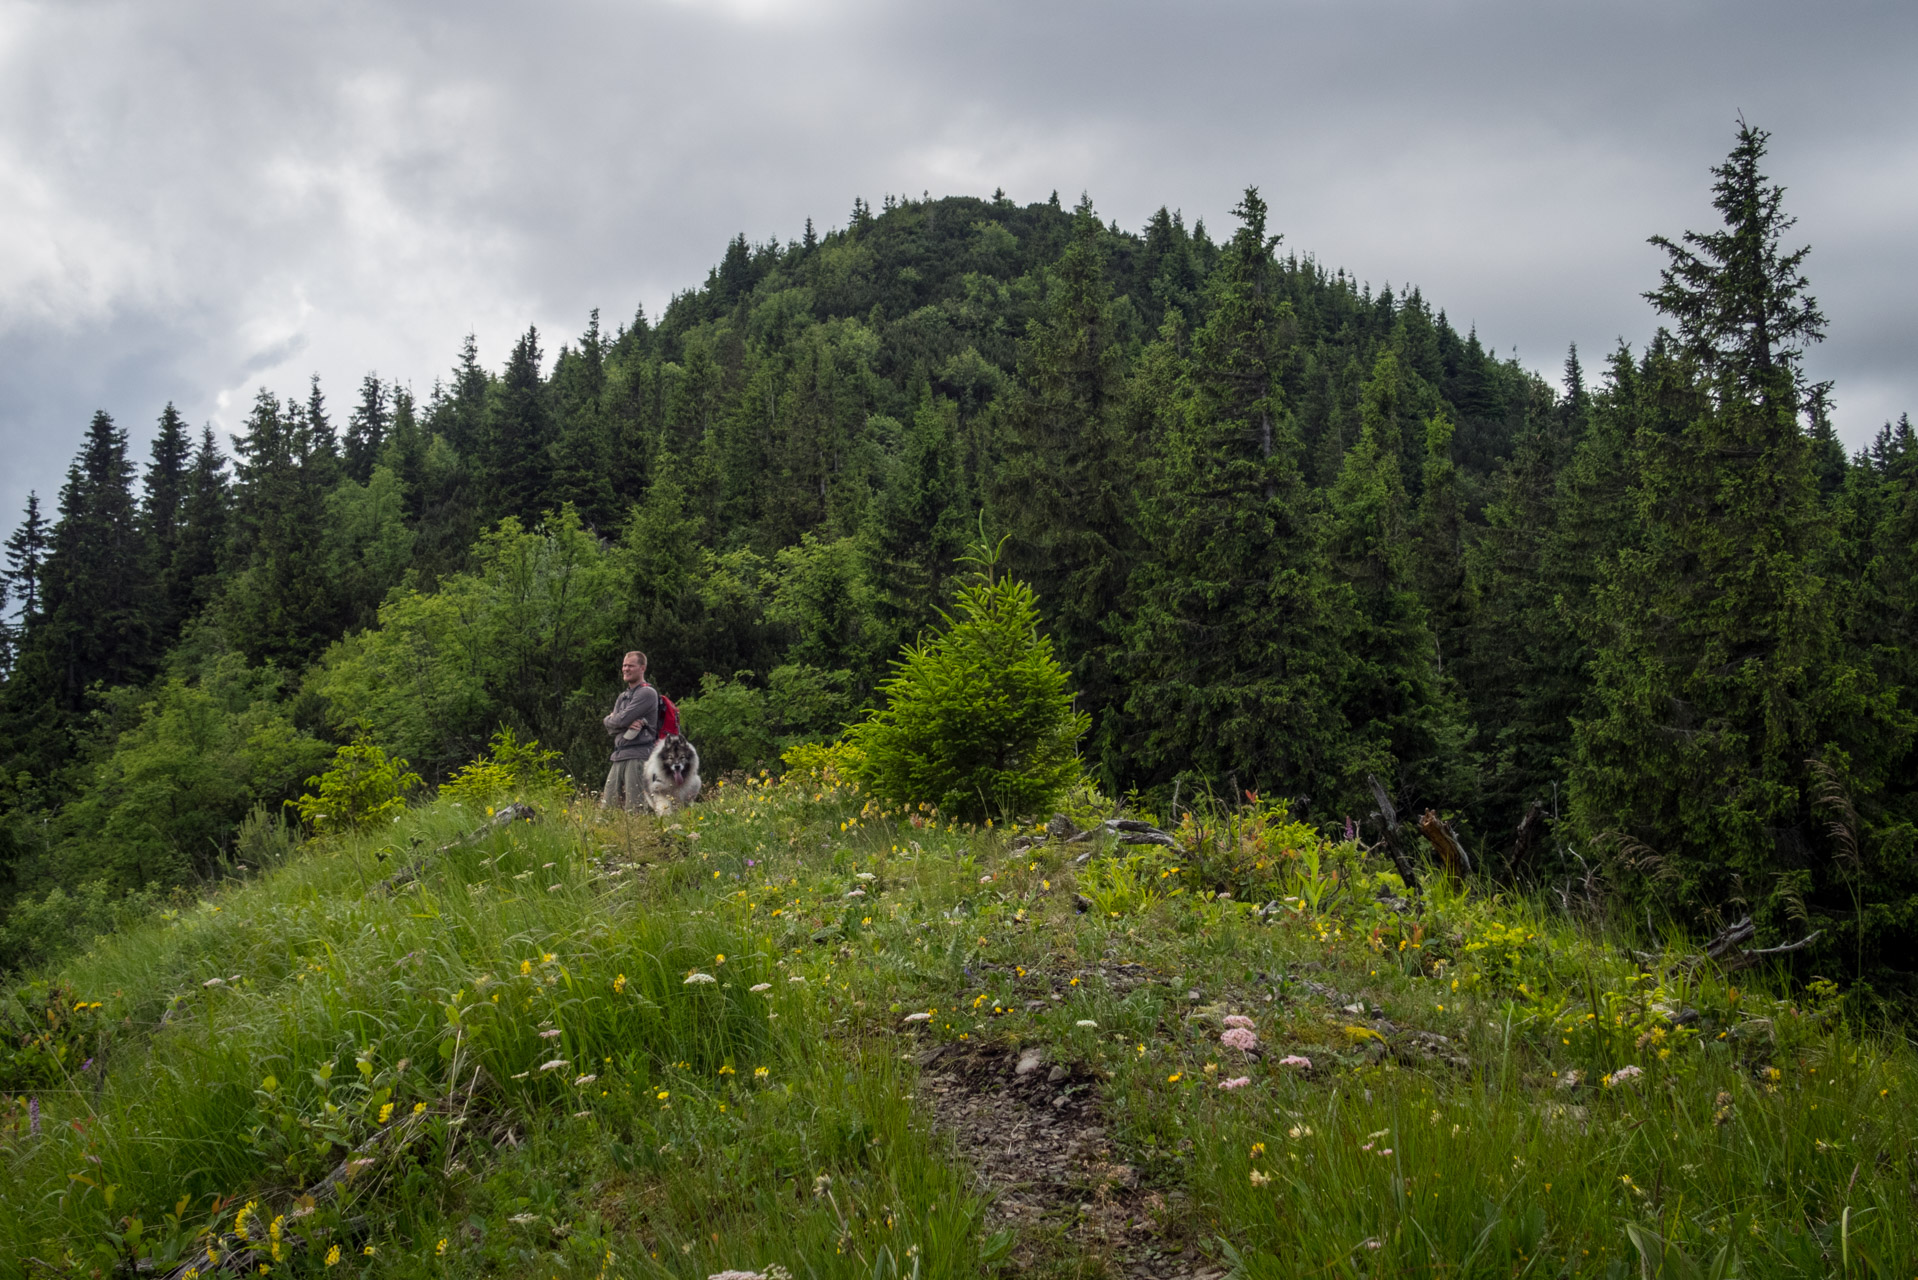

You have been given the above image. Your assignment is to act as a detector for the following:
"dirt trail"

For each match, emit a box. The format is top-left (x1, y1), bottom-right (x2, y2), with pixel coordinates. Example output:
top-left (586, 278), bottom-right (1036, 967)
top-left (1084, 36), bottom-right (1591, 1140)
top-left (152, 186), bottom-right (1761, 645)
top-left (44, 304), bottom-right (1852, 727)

top-left (914, 1042), bottom-right (1225, 1280)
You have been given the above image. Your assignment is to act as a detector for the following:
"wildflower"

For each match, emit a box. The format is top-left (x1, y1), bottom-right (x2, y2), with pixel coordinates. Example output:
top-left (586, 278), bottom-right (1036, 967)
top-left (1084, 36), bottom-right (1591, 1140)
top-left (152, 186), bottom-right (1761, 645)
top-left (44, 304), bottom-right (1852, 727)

top-left (436, 1239), bottom-right (449, 1256)
top-left (1278, 1055), bottom-right (1311, 1069)
top-left (363, 1245), bottom-right (376, 1256)
top-left (904, 1012), bottom-right (932, 1023)
top-left (202, 977), bottom-right (225, 988)
top-left (1249, 1142), bottom-right (1266, 1159)
top-left (1358, 1238), bottom-right (1383, 1251)
top-left (377, 1102), bottom-right (394, 1124)
top-left (614, 974), bottom-right (628, 993)
top-left (1168, 1072), bottom-right (1183, 1083)
top-left (755, 1066), bottom-right (770, 1078)
top-left (234, 1201), bottom-right (258, 1239)
top-left (520, 960), bottom-right (532, 976)
top-left (1249, 1169), bottom-right (1270, 1186)
top-left (1223, 1014), bottom-right (1256, 1029)
top-left (750, 982), bottom-right (772, 993)
top-left (540, 1059), bottom-right (570, 1072)
top-left (540, 1028), bottom-right (563, 1039)
top-left (510, 1213), bottom-right (539, 1225)
top-left (543, 953), bottom-right (556, 964)
top-left (1602, 1065), bottom-right (1644, 1088)
top-left (657, 1090), bottom-right (670, 1100)
top-left (684, 972), bottom-right (718, 985)
top-left (716, 954), bottom-right (726, 964)
top-left (788, 975), bottom-right (805, 983)
top-left (413, 1102), bottom-right (427, 1115)
top-left (325, 1244), bottom-right (341, 1266)
top-left (1220, 1027), bottom-right (1259, 1052)
top-left (1219, 1077), bottom-right (1251, 1090)
top-left (719, 1065), bottom-right (735, 1075)
top-left (576, 1074), bottom-right (598, 1086)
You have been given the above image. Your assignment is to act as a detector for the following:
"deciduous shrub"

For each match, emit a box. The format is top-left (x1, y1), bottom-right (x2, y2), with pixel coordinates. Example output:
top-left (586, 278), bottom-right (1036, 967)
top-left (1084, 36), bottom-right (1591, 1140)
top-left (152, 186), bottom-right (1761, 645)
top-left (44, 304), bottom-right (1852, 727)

top-left (294, 728), bottom-right (422, 833)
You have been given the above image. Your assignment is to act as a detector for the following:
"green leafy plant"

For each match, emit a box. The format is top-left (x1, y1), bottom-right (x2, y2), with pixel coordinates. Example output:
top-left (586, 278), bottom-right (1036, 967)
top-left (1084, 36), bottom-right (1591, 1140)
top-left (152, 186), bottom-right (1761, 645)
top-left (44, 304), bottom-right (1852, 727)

top-left (438, 726), bottom-right (569, 810)
top-left (847, 532), bottom-right (1088, 821)
top-left (293, 727), bottom-right (422, 833)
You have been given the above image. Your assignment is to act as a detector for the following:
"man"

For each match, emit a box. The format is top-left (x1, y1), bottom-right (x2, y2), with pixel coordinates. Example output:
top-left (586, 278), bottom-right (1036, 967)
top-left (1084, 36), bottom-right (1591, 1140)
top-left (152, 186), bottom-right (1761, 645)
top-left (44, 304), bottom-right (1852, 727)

top-left (600, 649), bottom-right (659, 812)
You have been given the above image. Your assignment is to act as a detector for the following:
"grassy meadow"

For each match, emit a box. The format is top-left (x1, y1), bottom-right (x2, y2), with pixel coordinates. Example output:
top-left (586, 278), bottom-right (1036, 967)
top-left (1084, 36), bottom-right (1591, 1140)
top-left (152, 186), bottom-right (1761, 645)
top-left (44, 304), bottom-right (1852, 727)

top-left (0, 750), bottom-right (1911, 1278)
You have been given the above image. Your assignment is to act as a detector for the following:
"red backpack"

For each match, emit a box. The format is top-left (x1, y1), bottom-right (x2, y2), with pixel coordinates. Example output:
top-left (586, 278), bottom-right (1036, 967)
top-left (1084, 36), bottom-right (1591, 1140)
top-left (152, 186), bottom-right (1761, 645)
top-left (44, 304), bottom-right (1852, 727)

top-left (653, 688), bottom-right (679, 738)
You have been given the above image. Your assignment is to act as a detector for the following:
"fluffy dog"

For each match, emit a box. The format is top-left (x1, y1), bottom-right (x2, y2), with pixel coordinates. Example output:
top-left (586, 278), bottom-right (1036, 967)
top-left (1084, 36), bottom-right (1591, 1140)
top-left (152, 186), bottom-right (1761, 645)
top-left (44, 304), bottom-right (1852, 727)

top-left (642, 733), bottom-right (702, 814)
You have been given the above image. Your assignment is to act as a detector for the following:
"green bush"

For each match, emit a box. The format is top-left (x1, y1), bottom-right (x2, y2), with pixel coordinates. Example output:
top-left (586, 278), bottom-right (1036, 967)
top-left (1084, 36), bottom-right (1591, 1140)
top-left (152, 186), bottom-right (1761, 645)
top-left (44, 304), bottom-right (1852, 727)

top-left (846, 534), bottom-right (1087, 820)
top-left (682, 663), bottom-right (856, 775)
top-left (293, 728), bottom-right (422, 833)
top-left (438, 726), bottom-right (570, 810)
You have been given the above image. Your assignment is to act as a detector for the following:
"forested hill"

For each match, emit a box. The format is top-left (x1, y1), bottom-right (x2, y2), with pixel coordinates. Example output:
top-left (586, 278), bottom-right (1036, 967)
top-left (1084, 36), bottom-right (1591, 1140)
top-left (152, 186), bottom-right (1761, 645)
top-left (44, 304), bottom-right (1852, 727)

top-left (1, 127), bottom-right (1914, 1002)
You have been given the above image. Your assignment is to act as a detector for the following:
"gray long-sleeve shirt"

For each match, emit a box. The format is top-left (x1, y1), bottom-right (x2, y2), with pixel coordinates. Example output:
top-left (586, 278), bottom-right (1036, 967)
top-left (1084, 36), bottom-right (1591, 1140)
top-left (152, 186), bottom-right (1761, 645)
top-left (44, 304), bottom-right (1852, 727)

top-left (603, 684), bottom-right (660, 762)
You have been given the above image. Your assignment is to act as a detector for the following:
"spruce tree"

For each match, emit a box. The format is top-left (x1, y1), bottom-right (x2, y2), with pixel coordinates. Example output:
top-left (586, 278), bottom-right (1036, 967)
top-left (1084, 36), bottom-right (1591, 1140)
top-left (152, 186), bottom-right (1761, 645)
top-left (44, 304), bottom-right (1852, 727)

top-left (1327, 351), bottom-right (1471, 812)
top-left (482, 327), bottom-right (557, 524)
top-left (34, 412), bottom-right (150, 705)
top-left (861, 396), bottom-right (971, 661)
top-left (222, 389), bottom-right (340, 664)
top-left (345, 374), bottom-right (390, 483)
top-left (141, 404), bottom-right (192, 554)
top-left (168, 427), bottom-right (229, 624)
top-left (549, 311), bottom-right (618, 529)
top-left (3, 491), bottom-right (49, 626)
top-left (1571, 124), bottom-right (1914, 979)
top-left (991, 199), bottom-right (1134, 741)
top-left (1120, 188), bottom-right (1353, 808)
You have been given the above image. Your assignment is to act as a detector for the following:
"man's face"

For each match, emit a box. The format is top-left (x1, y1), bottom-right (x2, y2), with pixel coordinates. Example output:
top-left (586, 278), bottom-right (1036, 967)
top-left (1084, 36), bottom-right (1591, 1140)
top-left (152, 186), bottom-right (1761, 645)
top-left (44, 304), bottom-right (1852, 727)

top-left (621, 654), bottom-right (643, 684)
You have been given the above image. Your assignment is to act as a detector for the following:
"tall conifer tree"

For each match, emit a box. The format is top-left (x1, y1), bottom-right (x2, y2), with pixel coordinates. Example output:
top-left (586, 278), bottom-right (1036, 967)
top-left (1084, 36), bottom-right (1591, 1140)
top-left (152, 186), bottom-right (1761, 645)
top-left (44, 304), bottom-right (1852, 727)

top-left (992, 199), bottom-right (1134, 737)
top-left (1572, 124), bottom-right (1914, 976)
top-left (1121, 188), bottom-right (1352, 806)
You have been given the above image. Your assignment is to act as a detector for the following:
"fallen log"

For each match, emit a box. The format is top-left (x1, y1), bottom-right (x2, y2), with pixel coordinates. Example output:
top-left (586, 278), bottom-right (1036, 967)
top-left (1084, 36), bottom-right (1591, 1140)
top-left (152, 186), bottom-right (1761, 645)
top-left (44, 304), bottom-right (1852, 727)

top-left (1629, 915), bottom-right (1824, 974)
top-left (379, 802), bottom-right (538, 894)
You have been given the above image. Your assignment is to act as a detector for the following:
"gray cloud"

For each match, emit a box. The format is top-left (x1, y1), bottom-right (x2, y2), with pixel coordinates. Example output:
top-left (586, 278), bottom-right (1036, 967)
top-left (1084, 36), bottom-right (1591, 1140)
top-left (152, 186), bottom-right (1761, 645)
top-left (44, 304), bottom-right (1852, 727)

top-left (2, 0), bottom-right (1914, 528)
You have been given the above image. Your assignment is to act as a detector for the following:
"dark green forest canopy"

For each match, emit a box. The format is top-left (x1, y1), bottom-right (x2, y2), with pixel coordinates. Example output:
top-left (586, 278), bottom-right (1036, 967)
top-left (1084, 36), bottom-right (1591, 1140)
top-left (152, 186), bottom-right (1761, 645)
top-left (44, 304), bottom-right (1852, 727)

top-left (1, 136), bottom-right (1914, 1002)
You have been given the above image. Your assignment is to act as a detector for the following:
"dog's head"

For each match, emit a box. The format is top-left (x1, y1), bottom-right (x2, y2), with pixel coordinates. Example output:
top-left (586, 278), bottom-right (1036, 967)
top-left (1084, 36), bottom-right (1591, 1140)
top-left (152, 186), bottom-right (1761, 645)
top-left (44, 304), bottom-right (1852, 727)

top-left (656, 733), bottom-right (697, 783)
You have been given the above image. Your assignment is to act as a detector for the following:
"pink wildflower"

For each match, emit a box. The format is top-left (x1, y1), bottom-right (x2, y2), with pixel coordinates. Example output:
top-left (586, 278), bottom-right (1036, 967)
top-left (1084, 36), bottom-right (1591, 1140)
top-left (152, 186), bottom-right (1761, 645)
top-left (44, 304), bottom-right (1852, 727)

top-left (1223, 1014), bottom-right (1256, 1029)
top-left (1279, 1054), bottom-right (1312, 1069)
top-left (1220, 1027), bottom-right (1259, 1052)
top-left (1218, 1076), bottom-right (1252, 1090)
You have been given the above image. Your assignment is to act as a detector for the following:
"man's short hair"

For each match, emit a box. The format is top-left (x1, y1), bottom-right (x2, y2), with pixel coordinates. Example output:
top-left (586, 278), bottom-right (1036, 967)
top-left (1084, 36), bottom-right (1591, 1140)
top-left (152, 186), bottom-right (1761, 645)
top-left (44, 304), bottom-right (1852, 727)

top-left (624, 650), bottom-right (647, 667)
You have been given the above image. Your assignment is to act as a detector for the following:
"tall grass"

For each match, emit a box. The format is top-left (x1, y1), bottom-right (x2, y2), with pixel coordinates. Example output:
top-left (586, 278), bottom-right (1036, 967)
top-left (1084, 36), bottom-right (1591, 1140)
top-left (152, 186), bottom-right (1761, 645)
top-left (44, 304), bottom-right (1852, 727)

top-left (1, 768), bottom-right (1912, 1277)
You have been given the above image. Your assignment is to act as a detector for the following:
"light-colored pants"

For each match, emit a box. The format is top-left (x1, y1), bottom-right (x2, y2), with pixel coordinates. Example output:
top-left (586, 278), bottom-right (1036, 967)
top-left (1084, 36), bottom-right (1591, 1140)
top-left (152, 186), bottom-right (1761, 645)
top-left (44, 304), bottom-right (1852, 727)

top-left (601, 756), bottom-right (649, 812)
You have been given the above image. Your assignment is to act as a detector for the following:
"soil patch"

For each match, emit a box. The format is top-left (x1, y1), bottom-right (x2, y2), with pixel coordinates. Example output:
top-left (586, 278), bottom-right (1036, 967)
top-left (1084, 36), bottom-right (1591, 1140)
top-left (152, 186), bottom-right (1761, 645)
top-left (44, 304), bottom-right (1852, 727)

top-left (913, 1041), bottom-right (1223, 1279)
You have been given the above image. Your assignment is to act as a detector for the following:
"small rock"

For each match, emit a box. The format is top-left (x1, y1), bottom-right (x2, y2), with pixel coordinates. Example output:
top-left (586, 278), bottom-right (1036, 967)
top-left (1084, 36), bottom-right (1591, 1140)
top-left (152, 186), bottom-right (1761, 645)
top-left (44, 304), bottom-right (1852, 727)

top-left (1050, 1094), bottom-right (1069, 1109)
top-left (1015, 1049), bottom-right (1044, 1076)
top-left (1047, 1065), bottom-right (1069, 1083)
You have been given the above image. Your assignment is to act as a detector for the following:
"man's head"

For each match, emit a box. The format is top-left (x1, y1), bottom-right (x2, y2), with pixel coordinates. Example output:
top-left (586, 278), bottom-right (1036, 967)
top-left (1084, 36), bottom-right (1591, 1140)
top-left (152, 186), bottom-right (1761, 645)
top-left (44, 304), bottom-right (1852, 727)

top-left (621, 650), bottom-right (647, 686)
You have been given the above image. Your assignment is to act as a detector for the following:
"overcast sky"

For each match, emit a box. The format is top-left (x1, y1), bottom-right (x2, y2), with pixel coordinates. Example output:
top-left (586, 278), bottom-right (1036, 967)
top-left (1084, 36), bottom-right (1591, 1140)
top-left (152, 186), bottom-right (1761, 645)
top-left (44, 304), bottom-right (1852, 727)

top-left (3, 0), bottom-right (1914, 529)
